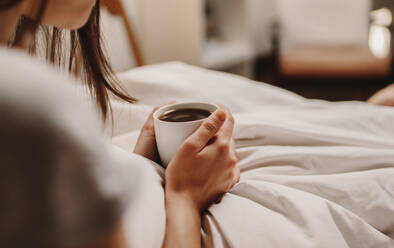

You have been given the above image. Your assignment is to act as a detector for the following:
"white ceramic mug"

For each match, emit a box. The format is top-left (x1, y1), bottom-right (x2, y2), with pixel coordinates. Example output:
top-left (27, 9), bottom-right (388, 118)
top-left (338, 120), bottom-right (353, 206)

top-left (153, 102), bottom-right (218, 167)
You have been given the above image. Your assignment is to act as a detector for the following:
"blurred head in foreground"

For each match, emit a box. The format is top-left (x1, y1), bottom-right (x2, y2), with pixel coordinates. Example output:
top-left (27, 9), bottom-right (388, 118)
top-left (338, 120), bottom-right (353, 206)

top-left (0, 57), bottom-right (127, 248)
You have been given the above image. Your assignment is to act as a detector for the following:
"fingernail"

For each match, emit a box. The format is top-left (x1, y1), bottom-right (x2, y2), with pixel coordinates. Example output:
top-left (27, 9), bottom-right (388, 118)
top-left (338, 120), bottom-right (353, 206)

top-left (215, 110), bottom-right (226, 121)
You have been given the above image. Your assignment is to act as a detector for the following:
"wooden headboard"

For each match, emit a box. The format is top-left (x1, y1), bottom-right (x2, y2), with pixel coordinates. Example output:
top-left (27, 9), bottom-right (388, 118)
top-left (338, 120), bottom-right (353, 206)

top-left (101, 0), bottom-right (144, 67)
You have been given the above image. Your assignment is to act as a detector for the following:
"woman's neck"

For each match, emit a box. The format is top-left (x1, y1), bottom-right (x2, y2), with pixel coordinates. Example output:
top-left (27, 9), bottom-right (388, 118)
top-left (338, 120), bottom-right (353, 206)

top-left (0, 2), bottom-right (28, 45)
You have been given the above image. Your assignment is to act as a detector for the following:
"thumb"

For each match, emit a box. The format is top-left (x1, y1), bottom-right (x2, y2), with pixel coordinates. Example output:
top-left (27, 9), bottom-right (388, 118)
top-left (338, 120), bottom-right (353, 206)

top-left (183, 109), bottom-right (226, 152)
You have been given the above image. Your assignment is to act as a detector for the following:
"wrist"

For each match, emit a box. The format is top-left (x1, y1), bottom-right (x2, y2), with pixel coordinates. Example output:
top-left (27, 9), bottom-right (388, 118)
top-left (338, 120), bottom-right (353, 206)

top-left (163, 190), bottom-right (202, 248)
top-left (165, 190), bottom-right (201, 214)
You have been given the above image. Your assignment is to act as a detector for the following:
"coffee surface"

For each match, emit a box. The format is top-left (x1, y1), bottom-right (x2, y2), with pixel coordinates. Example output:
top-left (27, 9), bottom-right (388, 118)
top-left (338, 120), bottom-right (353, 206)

top-left (159, 108), bottom-right (212, 122)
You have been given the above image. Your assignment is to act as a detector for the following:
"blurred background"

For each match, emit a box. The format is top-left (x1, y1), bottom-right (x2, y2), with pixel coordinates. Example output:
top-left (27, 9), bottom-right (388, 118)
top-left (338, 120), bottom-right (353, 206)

top-left (100, 0), bottom-right (393, 101)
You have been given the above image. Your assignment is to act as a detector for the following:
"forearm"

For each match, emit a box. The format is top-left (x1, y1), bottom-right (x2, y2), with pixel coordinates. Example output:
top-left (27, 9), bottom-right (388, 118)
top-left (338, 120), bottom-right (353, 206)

top-left (163, 192), bottom-right (202, 248)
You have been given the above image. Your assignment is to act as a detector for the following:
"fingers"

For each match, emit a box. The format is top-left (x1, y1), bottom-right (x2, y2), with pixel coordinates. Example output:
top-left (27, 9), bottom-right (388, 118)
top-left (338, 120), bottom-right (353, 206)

top-left (216, 106), bottom-right (235, 144)
top-left (203, 105), bottom-right (237, 162)
top-left (224, 167), bottom-right (240, 193)
top-left (214, 167), bottom-right (240, 205)
top-left (232, 167), bottom-right (240, 186)
top-left (204, 107), bottom-right (235, 158)
top-left (183, 109), bottom-right (226, 152)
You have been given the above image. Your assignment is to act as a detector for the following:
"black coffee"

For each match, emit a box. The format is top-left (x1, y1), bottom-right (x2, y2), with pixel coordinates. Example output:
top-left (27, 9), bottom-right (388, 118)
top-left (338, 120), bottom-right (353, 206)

top-left (159, 108), bottom-right (212, 122)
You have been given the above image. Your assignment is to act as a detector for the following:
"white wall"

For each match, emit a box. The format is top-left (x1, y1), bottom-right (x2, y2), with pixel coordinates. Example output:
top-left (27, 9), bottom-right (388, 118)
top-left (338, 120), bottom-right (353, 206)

top-left (247, 0), bottom-right (276, 56)
top-left (101, 0), bottom-right (279, 72)
top-left (277, 0), bottom-right (372, 48)
top-left (102, 0), bottom-right (374, 72)
top-left (134, 0), bottom-right (203, 65)
top-left (101, 8), bottom-right (137, 72)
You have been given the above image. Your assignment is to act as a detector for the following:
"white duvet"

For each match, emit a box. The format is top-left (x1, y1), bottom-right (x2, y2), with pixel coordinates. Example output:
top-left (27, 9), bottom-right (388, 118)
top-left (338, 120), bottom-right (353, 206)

top-left (108, 62), bottom-right (394, 248)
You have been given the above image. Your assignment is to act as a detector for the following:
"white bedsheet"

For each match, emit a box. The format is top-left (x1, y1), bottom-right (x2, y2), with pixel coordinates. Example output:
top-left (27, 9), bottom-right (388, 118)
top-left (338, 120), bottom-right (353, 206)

top-left (109, 62), bottom-right (394, 247)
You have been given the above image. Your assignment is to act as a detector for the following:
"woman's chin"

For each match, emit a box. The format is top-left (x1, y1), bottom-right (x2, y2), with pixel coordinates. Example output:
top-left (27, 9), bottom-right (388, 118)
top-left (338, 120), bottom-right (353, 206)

top-left (52, 15), bottom-right (91, 30)
top-left (66, 17), bottom-right (91, 30)
top-left (41, 2), bottom-right (95, 30)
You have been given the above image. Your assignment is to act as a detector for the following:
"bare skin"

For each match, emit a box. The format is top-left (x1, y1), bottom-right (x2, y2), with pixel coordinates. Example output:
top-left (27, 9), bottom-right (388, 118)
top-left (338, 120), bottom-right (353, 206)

top-left (0, 1), bottom-right (127, 248)
top-left (0, 1), bottom-right (26, 43)
top-left (134, 106), bottom-right (240, 248)
top-left (368, 83), bottom-right (394, 107)
top-left (4, 2), bottom-right (391, 246)
top-left (1, 1), bottom-right (240, 248)
top-left (0, 0), bottom-right (95, 44)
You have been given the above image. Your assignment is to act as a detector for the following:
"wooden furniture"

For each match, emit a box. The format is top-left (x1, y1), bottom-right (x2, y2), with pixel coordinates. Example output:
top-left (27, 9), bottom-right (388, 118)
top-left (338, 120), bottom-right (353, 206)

top-left (279, 46), bottom-right (392, 77)
top-left (101, 0), bottom-right (144, 67)
top-left (276, 0), bottom-right (392, 78)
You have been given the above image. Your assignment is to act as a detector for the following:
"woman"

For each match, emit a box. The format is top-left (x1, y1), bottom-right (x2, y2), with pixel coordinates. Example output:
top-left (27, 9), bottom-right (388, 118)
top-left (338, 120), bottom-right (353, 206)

top-left (0, 65), bottom-right (129, 248)
top-left (0, 0), bottom-right (240, 247)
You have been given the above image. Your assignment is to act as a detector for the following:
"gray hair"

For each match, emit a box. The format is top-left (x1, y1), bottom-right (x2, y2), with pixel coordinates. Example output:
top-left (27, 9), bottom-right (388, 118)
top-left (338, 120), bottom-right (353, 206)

top-left (0, 54), bottom-right (123, 248)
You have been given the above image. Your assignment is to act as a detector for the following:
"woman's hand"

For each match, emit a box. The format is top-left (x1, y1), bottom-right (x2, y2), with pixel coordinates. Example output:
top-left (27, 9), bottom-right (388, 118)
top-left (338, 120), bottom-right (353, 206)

top-left (134, 103), bottom-right (175, 163)
top-left (134, 104), bottom-right (240, 209)
top-left (133, 107), bottom-right (160, 163)
top-left (163, 106), bottom-right (239, 248)
top-left (165, 106), bottom-right (240, 212)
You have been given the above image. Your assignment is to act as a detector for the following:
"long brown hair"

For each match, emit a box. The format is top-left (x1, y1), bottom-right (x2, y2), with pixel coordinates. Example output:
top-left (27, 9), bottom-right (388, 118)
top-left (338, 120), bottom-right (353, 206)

top-left (2, 0), bottom-right (136, 120)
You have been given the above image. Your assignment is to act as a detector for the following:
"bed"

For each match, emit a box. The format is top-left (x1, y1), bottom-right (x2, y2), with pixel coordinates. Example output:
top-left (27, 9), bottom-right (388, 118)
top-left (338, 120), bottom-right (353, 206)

top-left (106, 62), bottom-right (394, 248)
